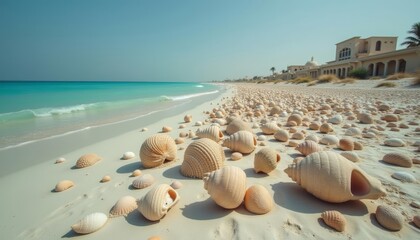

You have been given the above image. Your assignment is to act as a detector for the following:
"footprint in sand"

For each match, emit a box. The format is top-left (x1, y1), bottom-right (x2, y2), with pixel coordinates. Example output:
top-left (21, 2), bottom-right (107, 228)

top-left (213, 218), bottom-right (239, 240)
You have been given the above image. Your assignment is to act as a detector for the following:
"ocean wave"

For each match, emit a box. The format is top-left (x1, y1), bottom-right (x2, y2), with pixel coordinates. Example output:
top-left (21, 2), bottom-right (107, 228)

top-left (195, 84), bottom-right (204, 88)
top-left (162, 90), bottom-right (219, 101)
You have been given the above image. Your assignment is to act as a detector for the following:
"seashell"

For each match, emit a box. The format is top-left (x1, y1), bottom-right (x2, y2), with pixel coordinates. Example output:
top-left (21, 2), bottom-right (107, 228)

top-left (319, 123), bottom-right (333, 133)
top-left (179, 124), bottom-right (186, 129)
top-left (339, 138), bottom-right (354, 151)
top-left (195, 121), bottom-right (203, 126)
top-left (383, 114), bottom-right (398, 122)
top-left (284, 151), bottom-right (386, 203)
top-left (287, 114), bottom-right (302, 126)
top-left (286, 121), bottom-right (297, 127)
top-left (181, 138), bottom-right (225, 178)
top-left (132, 174), bottom-right (155, 189)
top-left (270, 106), bottom-right (282, 116)
top-left (345, 127), bottom-right (362, 136)
top-left (231, 152), bottom-right (243, 161)
top-left (140, 134), bottom-right (177, 168)
top-left (383, 153), bottom-right (412, 167)
top-left (358, 113), bottom-right (374, 124)
top-left (100, 175), bottom-right (111, 183)
top-left (260, 122), bottom-right (280, 135)
top-left (391, 171), bottom-right (416, 183)
top-left (375, 205), bottom-right (403, 231)
top-left (203, 166), bottom-right (246, 209)
top-left (122, 151), bottom-right (135, 160)
top-left (254, 148), bottom-right (281, 174)
top-left (174, 137), bottom-right (185, 145)
top-left (413, 215), bottom-right (420, 228)
top-left (244, 185), bottom-right (273, 214)
top-left (162, 126), bottom-right (172, 132)
top-left (295, 140), bottom-right (323, 156)
top-left (188, 130), bottom-right (196, 138)
top-left (257, 135), bottom-right (266, 141)
top-left (353, 141), bottom-right (363, 150)
top-left (321, 210), bottom-right (346, 232)
top-left (141, 128), bottom-right (148, 132)
top-left (319, 135), bottom-right (339, 145)
top-left (305, 134), bottom-right (319, 143)
top-left (137, 184), bottom-right (180, 221)
top-left (215, 118), bottom-right (227, 126)
top-left (71, 212), bottom-right (108, 234)
top-left (196, 126), bottom-right (224, 142)
top-left (252, 123), bottom-right (260, 129)
top-left (411, 201), bottom-right (420, 208)
top-left (170, 180), bottom-right (183, 189)
top-left (378, 104), bottom-right (390, 111)
top-left (178, 132), bottom-right (187, 138)
top-left (55, 180), bottom-right (74, 192)
top-left (328, 115), bottom-right (343, 125)
top-left (222, 130), bottom-right (257, 154)
top-left (55, 157), bottom-right (65, 164)
top-left (399, 123), bottom-right (408, 129)
top-left (309, 121), bottom-right (321, 130)
top-left (386, 122), bottom-right (397, 128)
top-left (109, 196), bottom-right (137, 217)
top-left (184, 114), bottom-right (192, 123)
top-left (340, 151), bottom-right (360, 162)
top-left (226, 119), bottom-right (252, 135)
top-left (384, 138), bottom-right (405, 147)
top-left (291, 132), bottom-right (305, 140)
top-left (288, 140), bottom-right (299, 147)
top-left (259, 142), bottom-right (267, 146)
top-left (362, 132), bottom-right (377, 138)
top-left (274, 129), bottom-right (289, 142)
top-left (75, 153), bottom-right (101, 168)
top-left (131, 169), bottom-right (141, 177)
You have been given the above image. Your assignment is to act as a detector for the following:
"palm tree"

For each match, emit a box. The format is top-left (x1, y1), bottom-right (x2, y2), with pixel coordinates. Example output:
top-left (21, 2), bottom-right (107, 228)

top-left (401, 22), bottom-right (420, 48)
top-left (270, 67), bottom-right (276, 75)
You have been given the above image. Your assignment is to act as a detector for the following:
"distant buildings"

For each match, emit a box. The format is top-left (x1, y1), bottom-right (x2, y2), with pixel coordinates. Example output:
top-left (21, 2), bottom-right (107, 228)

top-left (278, 36), bottom-right (420, 79)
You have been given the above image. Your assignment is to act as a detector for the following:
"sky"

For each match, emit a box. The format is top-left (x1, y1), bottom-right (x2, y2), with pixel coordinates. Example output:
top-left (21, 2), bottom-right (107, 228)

top-left (0, 0), bottom-right (419, 82)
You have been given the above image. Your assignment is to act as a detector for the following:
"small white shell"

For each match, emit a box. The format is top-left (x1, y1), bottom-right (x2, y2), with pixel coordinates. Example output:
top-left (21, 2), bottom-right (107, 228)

top-left (131, 169), bottom-right (142, 177)
top-left (100, 175), bottom-right (111, 183)
top-left (340, 151), bottom-right (360, 162)
top-left (319, 135), bottom-right (339, 145)
top-left (71, 212), bottom-right (108, 234)
top-left (55, 157), bottom-right (66, 164)
top-left (384, 138), bottom-right (406, 147)
top-left (391, 172), bottom-right (416, 183)
top-left (170, 180), bottom-right (183, 189)
top-left (305, 134), bottom-right (319, 143)
top-left (345, 127), bottom-right (362, 136)
top-left (162, 126), bottom-right (172, 132)
top-left (122, 151), bottom-right (135, 160)
top-left (132, 174), bottom-right (155, 189)
top-left (109, 196), bottom-right (138, 217)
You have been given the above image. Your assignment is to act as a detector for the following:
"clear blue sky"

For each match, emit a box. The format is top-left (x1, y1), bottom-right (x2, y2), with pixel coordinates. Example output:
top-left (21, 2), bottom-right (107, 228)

top-left (0, 0), bottom-right (419, 82)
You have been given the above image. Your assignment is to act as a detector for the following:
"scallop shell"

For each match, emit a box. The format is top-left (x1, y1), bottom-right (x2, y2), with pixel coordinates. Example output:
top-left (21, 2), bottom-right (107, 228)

top-left (244, 185), bottom-right (273, 215)
top-left (274, 129), bottom-right (289, 142)
top-left (71, 212), bottom-right (108, 234)
top-left (319, 135), bottom-right (339, 145)
top-left (203, 166), bottom-right (247, 209)
top-left (319, 123), bottom-right (333, 133)
top-left (222, 130), bottom-right (257, 154)
top-left (137, 184), bottom-right (180, 221)
top-left (231, 152), bottom-right (243, 161)
top-left (140, 134), bottom-right (177, 168)
top-left (184, 114), bottom-right (192, 123)
top-left (291, 132), bottom-right (305, 140)
top-left (196, 126), bottom-right (224, 142)
top-left (339, 139), bottom-right (354, 151)
top-left (131, 169), bottom-right (142, 177)
top-left (295, 140), bottom-right (323, 156)
top-left (358, 113), bottom-right (374, 124)
top-left (321, 210), bottom-right (346, 232)
top-left (122, 151), bottom-right (135, 160)
top-left (75, 153), bottom-right (101, 168)
top-left (383, 152), bottom-right (412, 167)
top-left (305, 134), bottom-right (319, 143)
top-left (100, 175), bottom-right (111, 183)
top-left (55, 157), bottom-right (66, 164)
top-left (226, 119), bottom-right (252, 135)
top-left (174, 137), bottom-right (185, 145)
top-left (109, 196), bottom-right (137, 217)
top-left (254, 148), bottom-right (281, 174)
top-left (384, 138), bottom-right (405, 147)
top-left (375, 205), bottom-right (404, 231)
top-left (287, 114), bottom-right (302, 126)
top-left (340, 151), bottom-right (360, 162)
top-left (181, 138), bottom-right (225, 178)
top-left (132, 174), bottom-right (155, 189)
top-left (284, 151), bottom-right (386, 203)
top-left (55, 180), bottom-right (74, 192)
top-left (260, 122), bottom-right (280, 135)
top-left (162, 126), bottom-right (172, 132)
top-left (391, 171), bottom-right (416, 183)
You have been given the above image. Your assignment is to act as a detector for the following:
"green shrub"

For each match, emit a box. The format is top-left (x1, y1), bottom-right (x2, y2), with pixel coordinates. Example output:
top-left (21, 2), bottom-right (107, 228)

top-left (348, 68), bottom-right (368, 79)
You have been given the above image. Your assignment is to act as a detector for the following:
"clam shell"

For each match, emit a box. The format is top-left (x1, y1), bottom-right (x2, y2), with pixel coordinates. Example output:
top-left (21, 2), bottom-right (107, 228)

top-left (321, 210), bottom-right (346, 232)
top-left (140, 134), bottom-right (177, 168)
top-left (383, 152), bottom-right (412, 167)
top-left (174, 137), bottom-right (185, 145)
top-left (274, 129), bottom-right (289, 142)
top-left (305, 134), bottom-right (319, 143)
top-left (100, 175), bottom-right (111, 183)
top-left (132, 174), bottom-right (155, 189)
top-left (179, 124), bottom-right (186, 129)
top-left (284, 151), bottom-right (386, 203)
top-left (184, 114), bottom-right (192, 123)
top-left (309, 121), bottom-right (321, 130)
top-left (122, 151), bottom-right (135, 160)
top-left (131, 169), bottom-right (142, 177)
top-left (383, 114), bottom-right (398, 122)
top-left (196, 126), bottom-right (224, 142)
top-left (319, 135), bottom-right (339, 145)
top-left (345, 127), bottom-right (362, 136)
top-left (55, 180), bottom-right (74, 192)
top-left (181, 138), bottom-right (225, 178)
top-left (162, 126), bottom-right (172, 132)
top-left (195, 121), bottom-right (203, 126)
top-left (244, 185), bottom-right (273, 214)
top-left (203, 166), bottom-right (246, 209)
top-left (384, 138), bottom-right (406, 147)
top-left (358, 113), bottom-right (374, 124)
top-left (71, 212), bottom-right (108, 234)
top-left (254, 148), bottom-right (281, 174)
top-left (375, 205), bottom-right (404, 231)
top-left (137, 184), bottom-right (180, 221)
top-left (295, 140), bottom-right (323, 156)
top-left (339, 138), bottom-right (354, 151)
top-left (291, 132), bottom-right (305, 140)
top-left (340, 151), bottom-right (360, 162)
top-left (76, 153), bottom-right (101, 168)
top-left (260, 122), bottom-right (280, 135)
top-left (270, 106), bottom-right (282, 115)
top-left (328, 115), bottom-right (343, 125)
top-left (287, 114), bottom-right (302, 126)
top-left (109, 196), bottom-right (137, 217)
top-left (226, 118), bottom-right (252, 135)
top-left (55, 157), bottom-right (66, 164)
top-left (231, 152), bottom-right (243, 161)
top-left (319, 123), bottom-right (333, 133)
top-left (222, 130), bottom-right (257, 154)
top-left (391, 171), bottom-right (416, 183)
top-left (353, 141), bottom-right (363, 150)
top-left (170, 180), bottom-right (183, 189)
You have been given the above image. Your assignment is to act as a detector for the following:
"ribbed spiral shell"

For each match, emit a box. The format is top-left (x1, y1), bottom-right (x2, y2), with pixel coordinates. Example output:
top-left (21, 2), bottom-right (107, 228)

top-left (254, 148), bottom-right (281, 173)
top-left (109, 196), bottom-right (137, 218)
top-left (140, 134), bottom-right (177, 168)
top-left (137, 184), bottom-right (180, 221)
top-left (260, 122), bottom-right (280, 135)
top-left (295, 140), bottom-right (323, 156)
top-left (196, 126), bottom-right (224, 142)
top-left (321, 210), bottom-right (346, 232)
top-left (203, 166), bottom-right (246, 209)
top-left (181, 138), bottom-right (225, 178)
top-left (383, 152), bottom-right (412, 168)
top-left (76, 153), bottom-right (101, 168)
top-left (71, 212), bottom-right (108, 234)
top-left (274, 129), bottom-right (289, 142)
top-left (226, 119), bottom-right (252, 135)
top-left (222, 130), bottom-right (257, 154)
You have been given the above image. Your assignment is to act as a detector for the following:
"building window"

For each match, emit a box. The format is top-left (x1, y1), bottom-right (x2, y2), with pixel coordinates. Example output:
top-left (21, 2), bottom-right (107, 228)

top-left (339, 48), bottom-right (351, 61)
top-left (375, 41), bottom-right (381, 51)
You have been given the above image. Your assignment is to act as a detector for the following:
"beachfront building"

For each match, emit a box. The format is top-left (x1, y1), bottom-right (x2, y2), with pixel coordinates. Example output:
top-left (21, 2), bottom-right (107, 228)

top-left (278, 36), bottom-right (420, 79)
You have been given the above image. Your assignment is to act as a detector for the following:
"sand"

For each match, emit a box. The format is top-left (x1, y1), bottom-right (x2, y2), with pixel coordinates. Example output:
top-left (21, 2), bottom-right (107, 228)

top-left (0, 79), bottom-right (419, 240)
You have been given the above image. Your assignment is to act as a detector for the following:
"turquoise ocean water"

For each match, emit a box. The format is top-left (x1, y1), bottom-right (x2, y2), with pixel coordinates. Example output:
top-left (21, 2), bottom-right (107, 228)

top-left (0, 81), bottom-right (220, 149)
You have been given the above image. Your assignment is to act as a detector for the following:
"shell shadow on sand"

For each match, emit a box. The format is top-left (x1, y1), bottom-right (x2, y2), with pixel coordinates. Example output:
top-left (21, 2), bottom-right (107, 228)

top-left (182, 198), bottom-right (232, 220)
top-left (61, 229), bottom-right (79, 238)
top-left (271, 182), bottom-right (368, 216)
top-left (116, 162), bottom-right (143, 174)
top-left (243, 168), bottom-right (267, 178)
top-left (125, 210), bottom-right (159, 227)
top-left (162, 165), bottom-right (190, 180)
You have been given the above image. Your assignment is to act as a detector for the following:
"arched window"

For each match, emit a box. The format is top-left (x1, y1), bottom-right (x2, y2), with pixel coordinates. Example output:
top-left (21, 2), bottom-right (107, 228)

top-left (375, 41), bottom-right (381, 51)
top-left (339, 48), bottom-right (351, 61)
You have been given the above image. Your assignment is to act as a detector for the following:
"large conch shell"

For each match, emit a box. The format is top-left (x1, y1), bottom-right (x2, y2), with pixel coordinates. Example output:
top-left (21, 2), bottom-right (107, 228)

top-left (254, 148), bottom-right (281, 174)
top-left (71, 212), bottom-right (108, 234)
top-left (222, 130), bottom-right (257, 154)
top-left (137, 184), bottom-right (180, 221)
top-left (140, 134), bottom-right (177, 168)
top-left (76, 153), bottom-right (101, 168)
top-left (284, 151), bottom-right (386, 203)
top-left (196, 126), bottom-right (224, 142)
top-left (203, 166), bottom-right (246, 209)
top-left (181, 138), bottom-right (225, 178)
top-left (226, 119), bottom-right (252, 135)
